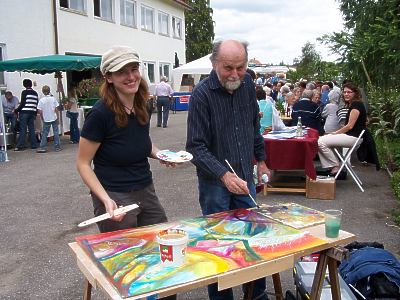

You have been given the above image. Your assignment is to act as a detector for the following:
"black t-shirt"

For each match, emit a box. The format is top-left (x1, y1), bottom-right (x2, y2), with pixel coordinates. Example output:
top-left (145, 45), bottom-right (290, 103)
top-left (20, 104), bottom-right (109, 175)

top-left (345, 101), bottom-right (367, 137)
top-left (81, 100), bottom-right (152, 192)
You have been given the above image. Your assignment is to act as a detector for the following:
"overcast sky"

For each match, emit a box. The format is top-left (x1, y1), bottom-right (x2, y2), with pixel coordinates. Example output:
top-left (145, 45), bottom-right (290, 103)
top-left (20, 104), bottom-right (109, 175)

top-left (209, 0), bottom-right (344, 65)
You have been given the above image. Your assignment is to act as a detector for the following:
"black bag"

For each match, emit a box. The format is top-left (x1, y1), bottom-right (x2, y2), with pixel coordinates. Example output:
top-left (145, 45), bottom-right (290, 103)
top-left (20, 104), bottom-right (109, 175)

top-left (15, 119), bottom-right (20, 133)
top-left (354, 272), bottom-right (400, 299)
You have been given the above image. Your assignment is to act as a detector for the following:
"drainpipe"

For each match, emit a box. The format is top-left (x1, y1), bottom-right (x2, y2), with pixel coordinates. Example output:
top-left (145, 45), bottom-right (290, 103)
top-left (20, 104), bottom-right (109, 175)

top-left (52, 0), bottom-right (59, 54)
top-left (52, 0), bottom-right (65, 135)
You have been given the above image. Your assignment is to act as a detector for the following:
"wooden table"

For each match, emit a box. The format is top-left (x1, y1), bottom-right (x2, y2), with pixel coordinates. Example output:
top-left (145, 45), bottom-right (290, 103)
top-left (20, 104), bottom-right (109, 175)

top-left (69, 209), bottom-right (355, 300)
top-left (262, 128), bottom-right (319, 195)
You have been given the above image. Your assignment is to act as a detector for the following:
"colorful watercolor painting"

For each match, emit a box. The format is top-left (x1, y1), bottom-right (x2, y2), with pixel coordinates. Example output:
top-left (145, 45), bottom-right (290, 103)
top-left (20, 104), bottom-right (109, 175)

top-left (76, 209), bottom-right (326, 298)
top-left (255, 203), bottom-right (325, 229)
top-left (156, 150), bottom-right (193, 163)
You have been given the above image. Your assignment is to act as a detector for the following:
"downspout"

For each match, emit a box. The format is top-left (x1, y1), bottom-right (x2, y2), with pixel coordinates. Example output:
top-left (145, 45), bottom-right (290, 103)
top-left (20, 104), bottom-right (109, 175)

top-left (52, 0), bottom-right (59, 54)
top-left (52, 0), bottom-right (65, 135)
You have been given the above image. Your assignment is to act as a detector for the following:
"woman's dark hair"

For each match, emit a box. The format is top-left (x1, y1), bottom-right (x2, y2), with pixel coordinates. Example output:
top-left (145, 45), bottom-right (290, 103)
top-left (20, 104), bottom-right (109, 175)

top-left (100, 78), bottom-right (149, 127)
top-left (256, 87), bottom-right (266, 100)
top-left (246, 68), bottom-right (256, 80)
top-left (342, 82), bottom-right (362, 107)
top-left (299, 81), bottom-right (307, 89)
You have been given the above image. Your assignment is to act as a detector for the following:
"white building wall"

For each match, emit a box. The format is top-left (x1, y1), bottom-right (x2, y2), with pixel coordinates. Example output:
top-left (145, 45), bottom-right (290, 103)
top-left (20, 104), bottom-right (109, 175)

top-left (1, 0), bottom-right (186, 98)
top-left (0, 0), bottom-right (57, 99)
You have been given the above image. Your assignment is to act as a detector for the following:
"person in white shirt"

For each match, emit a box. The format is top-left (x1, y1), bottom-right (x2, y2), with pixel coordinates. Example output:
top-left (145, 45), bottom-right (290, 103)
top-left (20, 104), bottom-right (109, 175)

top-left (155, 76), bottom-right (173, 128)
top-left (36, 86), bottom-right (61, 153)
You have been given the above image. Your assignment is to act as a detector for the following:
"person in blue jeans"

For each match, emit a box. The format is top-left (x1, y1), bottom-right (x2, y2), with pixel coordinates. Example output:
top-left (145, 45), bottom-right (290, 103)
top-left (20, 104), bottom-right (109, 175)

top-left (14, 79), bottom-right (39, 151)
top-left (186, 39), bottom-right (271, 300)
top-left (66, 89), bottom-right (80, 144)
top-left (1, 91), bottom-right (19, 146)
top-left (36, 85), bottom-right (61, 153)
top-left (155, 76), bottom-right (173, 128)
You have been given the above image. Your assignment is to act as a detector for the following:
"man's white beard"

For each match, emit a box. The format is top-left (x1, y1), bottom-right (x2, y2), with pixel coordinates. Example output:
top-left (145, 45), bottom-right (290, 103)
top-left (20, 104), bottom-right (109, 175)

top-left (224, 79), bottom-right (241, 91)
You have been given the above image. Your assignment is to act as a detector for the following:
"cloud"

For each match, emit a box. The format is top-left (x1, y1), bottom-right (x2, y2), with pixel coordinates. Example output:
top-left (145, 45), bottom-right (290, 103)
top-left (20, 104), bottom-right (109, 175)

top-left (210, 0), bottom-right (344, 64)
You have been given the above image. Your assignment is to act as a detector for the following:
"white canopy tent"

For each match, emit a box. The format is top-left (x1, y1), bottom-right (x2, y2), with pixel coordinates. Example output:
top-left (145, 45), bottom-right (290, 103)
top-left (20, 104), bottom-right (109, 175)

top-left (250, 66), bottom-right (290, 74)
top-left (171, 54), bottom-right (212, 91)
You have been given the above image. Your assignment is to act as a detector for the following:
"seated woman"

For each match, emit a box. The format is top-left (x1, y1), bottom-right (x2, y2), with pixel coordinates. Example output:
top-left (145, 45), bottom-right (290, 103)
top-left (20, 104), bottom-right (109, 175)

top-left (321, 89), bottom-right (341, 133)
top-left (284, 92), bottom-right (295, 117)
top-left (256, 88), bottom-right (273, 134)
top-left (318, 83), bottom-right (367, 175)
top-left (293, 87), bottom-right (301, 103)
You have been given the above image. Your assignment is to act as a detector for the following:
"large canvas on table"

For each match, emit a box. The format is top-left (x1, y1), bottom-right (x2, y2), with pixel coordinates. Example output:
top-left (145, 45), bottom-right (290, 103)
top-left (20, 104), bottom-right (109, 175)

top-left (255, 203), bottom-right (325, 229)
top-left (76, 208), bottom-right (326, 298)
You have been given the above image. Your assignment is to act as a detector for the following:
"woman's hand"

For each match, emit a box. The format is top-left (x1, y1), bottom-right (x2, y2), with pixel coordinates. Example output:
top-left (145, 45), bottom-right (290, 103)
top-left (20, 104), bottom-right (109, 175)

top-left (104, 198), bottom-right (126, 222)
top-left (159, 160), bottom-right (177, 168)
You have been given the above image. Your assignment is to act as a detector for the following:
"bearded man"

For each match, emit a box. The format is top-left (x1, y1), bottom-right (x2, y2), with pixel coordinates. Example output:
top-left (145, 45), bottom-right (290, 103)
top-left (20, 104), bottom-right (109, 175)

top-left (186, 39), bottom-right (270, 300)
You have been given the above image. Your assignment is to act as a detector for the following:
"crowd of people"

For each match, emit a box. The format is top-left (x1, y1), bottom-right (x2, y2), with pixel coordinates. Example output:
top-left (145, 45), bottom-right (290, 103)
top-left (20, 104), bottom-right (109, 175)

top-left (249, 71), bottom-right (371, 177)
top-left (251, 72), bottom-right (350, 134)
top-left (1, 79), bottom-right (81, 152)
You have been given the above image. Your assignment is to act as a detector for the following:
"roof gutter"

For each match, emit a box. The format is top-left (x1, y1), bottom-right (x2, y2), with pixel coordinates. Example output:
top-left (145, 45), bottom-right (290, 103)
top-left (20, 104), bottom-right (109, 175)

top-left (172, 0), bottom-right (192, 10)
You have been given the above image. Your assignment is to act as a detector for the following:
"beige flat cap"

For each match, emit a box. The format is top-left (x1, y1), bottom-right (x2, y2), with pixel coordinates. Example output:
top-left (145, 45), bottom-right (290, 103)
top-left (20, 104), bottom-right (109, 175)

top-left (100, 46), bottom-right (139, 75)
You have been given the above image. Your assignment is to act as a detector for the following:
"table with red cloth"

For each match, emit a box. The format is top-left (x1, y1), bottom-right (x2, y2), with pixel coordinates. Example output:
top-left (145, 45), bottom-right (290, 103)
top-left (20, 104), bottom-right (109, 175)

top-left (258, 128), bottom-right (319, 194)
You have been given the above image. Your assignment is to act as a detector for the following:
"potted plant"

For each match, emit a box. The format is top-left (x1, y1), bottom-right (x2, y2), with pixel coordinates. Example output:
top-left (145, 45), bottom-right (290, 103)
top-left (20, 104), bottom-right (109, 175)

top-left (76, 78), bottom-right (103, 106)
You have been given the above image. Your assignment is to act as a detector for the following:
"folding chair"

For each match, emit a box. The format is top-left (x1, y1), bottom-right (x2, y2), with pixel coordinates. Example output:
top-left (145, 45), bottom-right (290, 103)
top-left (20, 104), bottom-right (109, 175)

top-left (333, 129), bottom-right (365, 192)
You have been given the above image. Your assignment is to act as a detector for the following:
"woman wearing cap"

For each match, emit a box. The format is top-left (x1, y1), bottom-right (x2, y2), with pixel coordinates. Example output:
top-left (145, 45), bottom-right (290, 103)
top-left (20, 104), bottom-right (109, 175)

top-left (77, 46), bottom-right (174, 235)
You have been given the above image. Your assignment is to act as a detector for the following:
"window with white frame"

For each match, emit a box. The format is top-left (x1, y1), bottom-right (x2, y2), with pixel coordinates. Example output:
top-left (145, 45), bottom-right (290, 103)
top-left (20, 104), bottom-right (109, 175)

top-left (140, 5), bottom-right (154, 32)
top-left (94, 0), bottom-right (113, 21)
top-left (172, 16), bottom-right (182, 39)
top-left (0, 45), bottom-right (5, 86)
top-left (120, 0), bottom-right (136, 27)
top-left (159, 63), bottom-right (170, 81)
top-left (158, 11), bottom-right (169, 36)
top-left (60, 0), bottom-right (86, 13)
top-left (143, 62), bottom-right (155, 83)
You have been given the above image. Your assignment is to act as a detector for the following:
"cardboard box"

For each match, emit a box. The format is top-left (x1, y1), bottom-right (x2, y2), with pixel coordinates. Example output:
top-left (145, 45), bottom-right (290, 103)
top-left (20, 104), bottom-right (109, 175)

top-left (306, 176), bottom-right (336, 200)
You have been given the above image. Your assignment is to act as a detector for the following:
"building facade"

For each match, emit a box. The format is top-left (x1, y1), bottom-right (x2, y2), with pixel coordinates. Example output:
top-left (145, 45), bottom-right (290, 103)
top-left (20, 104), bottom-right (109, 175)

top-left (0, 0), bottom-right (189, 97)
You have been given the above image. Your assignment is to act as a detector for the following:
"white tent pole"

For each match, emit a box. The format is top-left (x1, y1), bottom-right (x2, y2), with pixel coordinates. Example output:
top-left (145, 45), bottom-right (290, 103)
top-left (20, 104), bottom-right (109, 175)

top-left (0, 99), bottom-right (10, 162)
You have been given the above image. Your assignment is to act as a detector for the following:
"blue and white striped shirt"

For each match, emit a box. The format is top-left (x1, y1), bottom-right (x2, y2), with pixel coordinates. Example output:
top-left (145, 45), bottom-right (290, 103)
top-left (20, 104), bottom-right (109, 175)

top-left (16, 88), bottom-right (38, 115)
top-left (186, 70), bottom-right (266, 184)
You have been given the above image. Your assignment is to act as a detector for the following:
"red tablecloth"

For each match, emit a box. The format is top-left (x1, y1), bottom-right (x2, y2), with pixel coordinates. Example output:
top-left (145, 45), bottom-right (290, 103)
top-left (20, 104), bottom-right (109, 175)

top-left (264, 128), bottom-right (319, 180)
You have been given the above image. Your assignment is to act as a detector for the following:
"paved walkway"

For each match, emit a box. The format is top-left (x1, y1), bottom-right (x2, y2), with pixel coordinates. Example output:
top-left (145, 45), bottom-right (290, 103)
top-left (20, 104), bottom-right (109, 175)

top-left (1, 111), bottom-right (399, 299)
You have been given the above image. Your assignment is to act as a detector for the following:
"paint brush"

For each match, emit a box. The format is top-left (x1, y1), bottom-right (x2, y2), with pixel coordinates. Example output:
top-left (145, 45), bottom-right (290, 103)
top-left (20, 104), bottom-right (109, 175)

top-left (78, 204), bottom-right (139, 227)
top-left (224, 159), bottom-right (259, 208)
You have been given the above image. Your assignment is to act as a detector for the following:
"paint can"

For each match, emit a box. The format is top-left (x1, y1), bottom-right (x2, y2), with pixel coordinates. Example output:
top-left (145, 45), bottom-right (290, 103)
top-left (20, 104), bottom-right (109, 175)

top-left (156, 229), bottom-right (188, 267)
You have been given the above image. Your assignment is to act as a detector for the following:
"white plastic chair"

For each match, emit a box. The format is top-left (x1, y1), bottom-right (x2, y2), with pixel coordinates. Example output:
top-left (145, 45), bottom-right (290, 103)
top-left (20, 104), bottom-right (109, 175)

top-left (333, 129), bottom-right (366, 192)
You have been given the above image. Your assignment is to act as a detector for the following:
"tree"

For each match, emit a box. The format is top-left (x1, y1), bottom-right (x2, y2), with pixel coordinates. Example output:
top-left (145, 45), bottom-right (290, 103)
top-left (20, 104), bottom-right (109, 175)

top-left (289, 42), bottom-right (322, 81)
top-left (319, 0), bottom-right (400, 89)
top-left (185, 0), bottom-right (214, 63)
top-left (287, 42), bottom-right (343, 82)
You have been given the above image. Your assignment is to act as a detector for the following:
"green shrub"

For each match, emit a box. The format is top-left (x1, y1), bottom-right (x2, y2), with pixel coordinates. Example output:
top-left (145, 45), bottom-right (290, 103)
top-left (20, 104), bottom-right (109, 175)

top-left (374, 136), bottom-right (400, 171)
top-left (368, 87), bottom-right (400, 172)
top-left (390, 170), bottom-right (400, 199)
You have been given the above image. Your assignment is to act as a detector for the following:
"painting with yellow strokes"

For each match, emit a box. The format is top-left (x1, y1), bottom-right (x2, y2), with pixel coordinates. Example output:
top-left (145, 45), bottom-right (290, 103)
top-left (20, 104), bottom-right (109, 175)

top-left (76, 208), bottom-right (326, 298)
top-left (255, 203), bottom-right (326, 229)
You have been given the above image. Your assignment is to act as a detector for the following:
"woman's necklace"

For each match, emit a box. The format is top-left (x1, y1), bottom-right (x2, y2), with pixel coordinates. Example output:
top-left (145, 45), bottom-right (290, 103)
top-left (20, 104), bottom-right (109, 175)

top-left (123, 104), bottom-right (134, 115)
